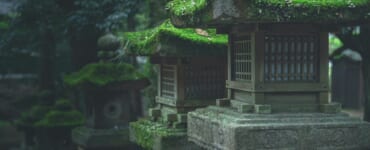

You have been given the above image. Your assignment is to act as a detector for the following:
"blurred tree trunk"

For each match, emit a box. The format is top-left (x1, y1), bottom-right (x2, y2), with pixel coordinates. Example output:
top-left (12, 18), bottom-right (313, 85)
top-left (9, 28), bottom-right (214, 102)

top-left (39, 26), bottom-right (56, 91)
top-left (364, 57), bottom-right (370, 121)
top-left (337, 25), bottom-right (370, 122)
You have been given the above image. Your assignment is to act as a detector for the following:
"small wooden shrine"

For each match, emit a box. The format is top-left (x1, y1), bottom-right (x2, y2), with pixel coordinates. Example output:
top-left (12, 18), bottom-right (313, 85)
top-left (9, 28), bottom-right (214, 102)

top-left (168, 0), bottom-right (370, 149)
top-left (123, 20), bottom-right (227, 150)
top-left (65, 62), bottom-right (148, 150)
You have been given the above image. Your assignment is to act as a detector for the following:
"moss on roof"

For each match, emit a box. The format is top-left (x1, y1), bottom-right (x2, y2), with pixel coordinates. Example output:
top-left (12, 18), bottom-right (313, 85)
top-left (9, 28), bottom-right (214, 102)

top-left (64, 62), bottom-right (145, 87)
top-left (120, 20), bottom-right (227, 56)
top-left (167, 0), bottom-right (370, 26)
top-left (15, 99), bottom-right (84, 128)
top-left (35, 110), bottom-right (84, 127)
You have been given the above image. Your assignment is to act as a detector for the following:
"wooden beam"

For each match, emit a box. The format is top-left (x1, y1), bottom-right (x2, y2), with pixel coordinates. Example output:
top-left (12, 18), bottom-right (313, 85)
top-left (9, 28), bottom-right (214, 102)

top-left (227, 81), bottom-right (328, 92)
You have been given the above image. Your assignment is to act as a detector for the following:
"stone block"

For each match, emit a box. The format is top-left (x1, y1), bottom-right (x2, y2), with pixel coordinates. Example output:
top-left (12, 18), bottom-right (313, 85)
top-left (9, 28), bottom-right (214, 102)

top-left (172, 122), bottom-right (186, 129)
top-left (187, 106), bottom-right (370, 150)
top-left (216, 98), bottom-right (231, 107)
top-left (164, 114), bottom-right (178, 123)
top-left (320, 103), bottom-right (342, 113)
top-left (230, 100), bottom-right (254, 113)
top-left (177, 114), bottom-right (187, 123)
top-left (149, 108), bottom-right (161, 118)
top-left (254, 105), bottom-right (271, 114)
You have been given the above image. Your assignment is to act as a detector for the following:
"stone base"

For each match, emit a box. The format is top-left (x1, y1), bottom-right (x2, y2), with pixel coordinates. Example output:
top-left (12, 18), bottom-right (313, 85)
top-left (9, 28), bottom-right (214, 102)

top-left (129, 119), bottom-right (202, 150)
top-left (188, 106), bottom-right (370, 150)
top-left (72, 127), bottom-right (138, 150)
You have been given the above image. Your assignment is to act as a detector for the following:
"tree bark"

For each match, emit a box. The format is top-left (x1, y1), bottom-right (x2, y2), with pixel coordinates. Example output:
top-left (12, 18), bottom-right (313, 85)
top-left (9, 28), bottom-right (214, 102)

top-left (362, 52), bottom-right (370, 121)
top-left (39, 27), bottom-right (56, 91)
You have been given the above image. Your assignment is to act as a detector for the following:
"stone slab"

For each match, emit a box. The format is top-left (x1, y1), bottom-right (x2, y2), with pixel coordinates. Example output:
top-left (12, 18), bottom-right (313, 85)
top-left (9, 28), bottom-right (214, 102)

top-left (188, 106), bottom-right (370, 150)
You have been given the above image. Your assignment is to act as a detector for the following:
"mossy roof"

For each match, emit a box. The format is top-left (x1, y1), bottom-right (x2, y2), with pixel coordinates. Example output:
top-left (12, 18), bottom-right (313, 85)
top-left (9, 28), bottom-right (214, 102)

top-left (34, 110), bottom-right (85, 127)
top-left (119, 20), bottom-right (227, 56)
top-left (64, 62), bottom-right (146, 88)
top-left (15, 99), bottom-right (85, 128)
top-left (167, 0), bottom-right (370, 27)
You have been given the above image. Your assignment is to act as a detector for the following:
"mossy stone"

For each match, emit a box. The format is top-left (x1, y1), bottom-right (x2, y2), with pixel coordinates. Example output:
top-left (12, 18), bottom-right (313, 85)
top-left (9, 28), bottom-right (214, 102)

top-left (119, 20), bottom-right (227, 56)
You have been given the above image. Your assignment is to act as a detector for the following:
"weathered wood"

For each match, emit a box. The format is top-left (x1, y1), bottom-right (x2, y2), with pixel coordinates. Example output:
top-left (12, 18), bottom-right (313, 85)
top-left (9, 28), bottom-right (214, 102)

top-left (156, 96), bottom-right (214, 108)
top-left (151, 56), bottom-right (180, 65)
top-left (319, 32), bottom-right (330, 104)
top-left (177, 65), bottom-right (185, 101)
top-left (259, 24), bottom-right (319, 32)
top-left (254, 31), bottom-right (264, 83)
top-left (227, 80), bottom-right (328, 92)
top-left (227, 35), bottom-right (233, 99)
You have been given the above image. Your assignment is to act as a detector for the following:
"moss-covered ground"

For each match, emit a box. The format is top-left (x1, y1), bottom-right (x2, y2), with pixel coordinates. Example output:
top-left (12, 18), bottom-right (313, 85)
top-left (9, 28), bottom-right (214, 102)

top-left (130, 119), bottom-right (186, 150)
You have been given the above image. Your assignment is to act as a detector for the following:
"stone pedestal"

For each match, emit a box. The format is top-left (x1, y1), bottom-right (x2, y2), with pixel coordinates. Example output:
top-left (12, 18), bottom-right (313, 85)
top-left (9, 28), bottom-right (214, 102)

top-left (188, 106), bottom-right (370, 150)
top-left (72, 127), bottom-right (140, 150)
top-left (129, 120), bottom-right (202, 150)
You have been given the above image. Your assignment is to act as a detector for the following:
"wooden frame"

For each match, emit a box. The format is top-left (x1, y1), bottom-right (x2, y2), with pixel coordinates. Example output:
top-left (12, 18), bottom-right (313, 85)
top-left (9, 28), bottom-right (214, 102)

top-left (155, 57), bottom-right (227, 108)
top-left (226, 24), bottom-right (330, 112)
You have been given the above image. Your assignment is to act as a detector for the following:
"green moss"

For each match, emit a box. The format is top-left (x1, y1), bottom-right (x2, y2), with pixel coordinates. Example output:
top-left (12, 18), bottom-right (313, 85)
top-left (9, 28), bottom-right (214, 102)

top-left (15, 105), bottom-right (52, 127)
top-left (54, 99), bottom-right (74, 111)
top-left (167, 0), bottom-right (370, 26)
top-left (167, 0), bottom-right (370, 16)
top-left (120, 20), bottom-right (227, 55)
top-left (16, 99), bottom-right (84, 128)
top-left (64, 62), bottom-right (145, 87)
top-left (167, 0), bottom-right (208, 16)
top-left (0, 120), bottom-right (10, 127)
top-left (35, 110), bottom-right (84, 127)
top-left (130, 119), bottom-right (185, 150)
top-left (0, 21), bottom-right (9, 30)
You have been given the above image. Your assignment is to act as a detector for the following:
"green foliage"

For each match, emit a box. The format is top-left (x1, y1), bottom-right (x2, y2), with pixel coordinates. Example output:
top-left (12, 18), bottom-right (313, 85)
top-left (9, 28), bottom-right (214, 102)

top-left (64, 62), bottom-right (145, 87)
top-left (329, 34), bottom-right (343, 55)
top-left (130, 119), bottom-right (184, 149)
top-left (69, 0), bottom-right (143, 31)
top-left (16, 98), bottom-right (84, 127)
top-left (35, 110), bottom-right (84, 127)
top-left (16, 105), bottom-right (52, 127)
top-left (0, 120), bottom-right (10, 127)
top-left (54, 99), bottom-right (74, 111)
top-left (121, 20), bottom-right (227, 55)
top-left (0, 21), bottom-right (9, 30)
top-left (142, 60), bottom-right (158, 108)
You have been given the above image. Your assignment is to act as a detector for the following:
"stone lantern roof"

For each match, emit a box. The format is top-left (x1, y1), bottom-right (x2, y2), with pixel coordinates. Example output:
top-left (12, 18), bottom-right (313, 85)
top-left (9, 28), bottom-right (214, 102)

top-left (119, 20), bottom-right (227, 57)
top-left (167, 0), bottom-right (370, 27)
top-left (64, 62), bottom-right (148, 90)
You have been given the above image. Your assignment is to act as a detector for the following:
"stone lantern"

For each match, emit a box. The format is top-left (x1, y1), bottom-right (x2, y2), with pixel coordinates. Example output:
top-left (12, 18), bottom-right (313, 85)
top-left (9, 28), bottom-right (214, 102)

top-left (66, 62), bottom-right (149, 150)
top-left (168, 0), bottom-right (370, 149)
top-left (123, 20), bottom-right (227, 150)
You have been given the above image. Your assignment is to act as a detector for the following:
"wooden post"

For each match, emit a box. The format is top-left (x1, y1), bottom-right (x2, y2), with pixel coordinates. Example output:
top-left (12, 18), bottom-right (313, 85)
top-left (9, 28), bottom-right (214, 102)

top-left (319, 32), bottom-right (329, 104)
